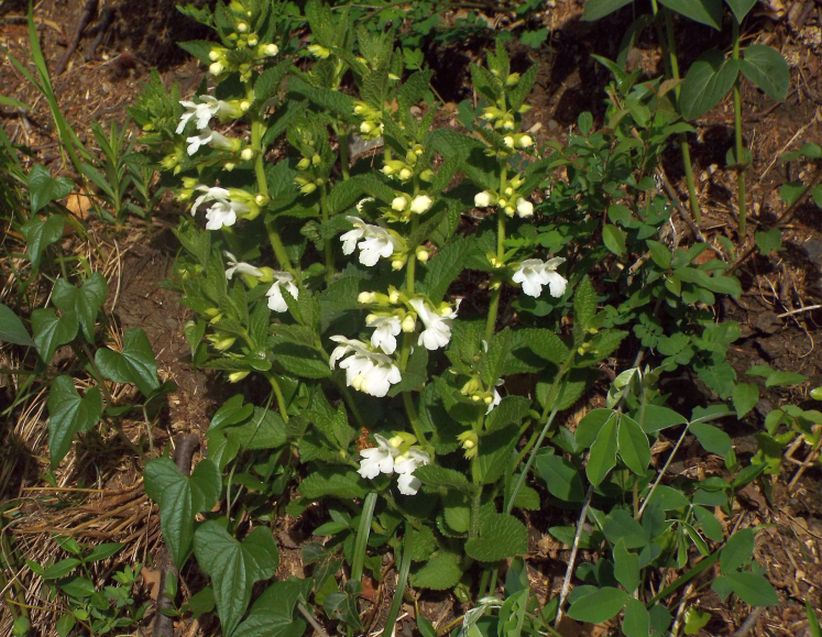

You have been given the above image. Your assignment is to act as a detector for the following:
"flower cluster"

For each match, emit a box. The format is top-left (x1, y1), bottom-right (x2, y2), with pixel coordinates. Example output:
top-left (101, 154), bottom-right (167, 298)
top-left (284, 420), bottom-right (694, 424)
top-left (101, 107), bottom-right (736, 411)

top-left (340, 216), bottom-right (403, 267)
top-left (474, 175), bottom-right (534, 219)
top-left (381, 146), bottom-right (434, 184)
top-left (358, 433), bottom-right (429, 496)
top-left (353, 101), bottom-right (384, 140)
top-left (222, 252), bottom-right (298, 313)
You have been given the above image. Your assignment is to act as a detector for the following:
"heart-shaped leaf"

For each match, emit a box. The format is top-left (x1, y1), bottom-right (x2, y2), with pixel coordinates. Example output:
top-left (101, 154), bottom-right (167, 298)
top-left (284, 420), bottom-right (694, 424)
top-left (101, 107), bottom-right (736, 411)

top-left (0, 302), bottom-right (34, 346)
top-left (52, 273), bottom-right (107, 343)
top-left (27, 164), bottom-right (74, 214)
top-left (680, 50), bottom-right (739, 119)
top-left (32, 308), bottom-right (78, 364)
top-left (725, 0), bottom-right (757, 23)
top-left (194, 522), bottom-right (279, 636)
top-left (21, 214), bottom-right (65, 270)
top-left (740, 44), bottom-right (789, 102)
top-left (47, 376), bottom-right (102, 467)
top-left (94, 328), bottom-right (159, 396)
top-left (660, 0), bottom-right (723, 29)
top-left (582, 0), bottom-right (633, 21)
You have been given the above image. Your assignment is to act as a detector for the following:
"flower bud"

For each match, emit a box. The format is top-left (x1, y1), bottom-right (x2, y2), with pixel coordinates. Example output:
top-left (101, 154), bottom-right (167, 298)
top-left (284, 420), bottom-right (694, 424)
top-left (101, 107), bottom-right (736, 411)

top-left (381, 164), bottom-right (395, 176)
top-left (505, 72), bottom-right (520, 87)
top-left (299, 182), bottom-right (317, 195)
top-left (516, 198), bottom-right (534, 218)
top-left (209, 62), bottom-right (224, 76)
top-left (415, 246), bottom-right (430, 262)
top-left (398, 168), bottom-right (412, 181)
top-left (297, 157), bottom-right (311, 170)
top-left (261, 43), bottom-right (279, 57)
top-left (254, 194), bottom-right (267, 205)
top-left (240, 100), bottom-right (251, 111)
top-left (391, 196), bottom-right (408, 211)
top-left (360, 121), bottom-right (376, 134)
top-left (388, 435), bottom-right (404, 449)
top-left (308, 43), bottom-right (331, 59)
top-left (236, 21), bottom-right (248, 33)
top-left (518, 134), bottom-right (534, 148)
top-left (229, 370), bottom-right (250, 383)
top-left (401, 314), bottom-right (416, 332)
top-left (212, 335), bottom-right (236, 351)
top-left (474, 191), bottom-right (494, 208)
top-left (503, 135), bottom-right (515, 149)
top-left (247, 34), bottom-right (259, 47)
top-left (419, 169), bottom-right (434, 182)
top-left (391, 257), bottom-right (405, 270)
top-left (312, 153), bottom-right (322, 166)
top-left (240, 148), bottom-right (254, 161)
top-left (224, 162), bottom-right (236, 172)
top-left (208, 49), bottom-right (221, 61)
top-left (358, 291), bottom-right (377, 304)
top-left (410, 194), bottom-right (432, 214)
top-left (388, 288), bottom-right (401, 304)
top-left (504, 205), bottom-right (515, 217)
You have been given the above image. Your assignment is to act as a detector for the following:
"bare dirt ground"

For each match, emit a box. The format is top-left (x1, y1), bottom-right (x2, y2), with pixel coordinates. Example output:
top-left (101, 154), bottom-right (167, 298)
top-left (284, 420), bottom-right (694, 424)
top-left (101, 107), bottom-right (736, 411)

top-left (1, 0), bottom-right (820, 635)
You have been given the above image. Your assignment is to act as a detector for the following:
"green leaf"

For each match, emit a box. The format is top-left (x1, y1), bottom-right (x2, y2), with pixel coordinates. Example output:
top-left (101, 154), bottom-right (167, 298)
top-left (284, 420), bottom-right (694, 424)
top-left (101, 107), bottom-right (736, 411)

top-left (411, 552), bottom-right (463, 590)
top-left (534, 452), bottom-right (585, 502)
top-left (691, 422), bottom-right (732, 456)
top-left (422, 237), bottom-right (477, 301)
top-left (194, 522), bottom-right (279, 637)
top-left (623, 599), bottom-right (651, 637)
top-left (94, 328), bottom-right (160, 396)
top-left (253, 61), bottom-right (291, 104)
top-left (0, 302), bottom-right (34, 346)
top-left (660, 0), bottom-right (723, 29)
top-left (725, 0), bottom-right (757, 22)
top-left (732, 383), bottom-right (759, 418)
top-left (721, 528), bottom-right (754, 573)
top-left (566, 586), bottom-right (628, 623)
top-left (465, 512), bottom-right (528, 562)
top-left (27, 164), bottom-right (73, 214)
top-left (640, 405), bottom-right (688, 433)
top-left (603, 509), bottom-right (648, 549)
top-left (519, 28), bottom-right (548, 49)
top-left (778, 182), bottom-right (805, 206)
top-left (618, 414), bottom-right (651, 475)
top-left (47, 376), bottom-right (102, 467)
top-left (713, 572), bottom-right (778, 606)
top-left (415, 464), bottom-right (475, 494)
top-left (52, 273), bottom-right (107, 343)
top-left (576, 408), bottom-right (617, 448)
top-left (233, 580), bottom-right (309, 637)
top-left (740, 44), bottom-right (789, 102)
top-left (582, 0), bottom-right (633, 21)
top-left (144, 458), bottom-right (221, 569)
top-left (754, 228), bottom-right (782, 255)
top-left (298, 468), bottom-right (366, 499)
top-left (680, 51), bottom-right (739, 119)
top-left (22, 214), bottom-right (65, 270)
top-left (574, 276), bottom-right (598, 334)
top-left (602, 224), bottom-right (627, 257)
top-left (614, 540), bottom-right (640, 592)
top-left (586, 413), bottom-right (619, 486)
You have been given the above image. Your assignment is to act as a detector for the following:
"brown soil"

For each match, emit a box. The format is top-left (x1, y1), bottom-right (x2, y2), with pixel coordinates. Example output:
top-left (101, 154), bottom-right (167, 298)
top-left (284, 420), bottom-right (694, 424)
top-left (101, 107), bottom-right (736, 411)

top-left (1, 1), bottom-right (820, 635)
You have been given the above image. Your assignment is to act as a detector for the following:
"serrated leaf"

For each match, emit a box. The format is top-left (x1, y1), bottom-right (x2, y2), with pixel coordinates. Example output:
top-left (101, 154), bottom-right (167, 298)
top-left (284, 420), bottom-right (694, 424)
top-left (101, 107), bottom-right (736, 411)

top-left (193, 522), bottom-right (279, 636)
top-left (725, 0), bottom-right (757, 22)
top-left (416, 464), bottom-right (475, 494)
top-left (566, 586), bottom-right (628, 623)
top-left (94, 328), bottom-right (159, 396)
top-left (582, 0), bottom-right (633, 21)
top-left (465, 512), bottom-right (528, 562)
top-left (52, 273), bottom-right (107, 343)
top-left (411, 552), bottom-right (463, 590)
top-left (0, 302), bottom-right (34, 346)
top-left (680, 51), bottom-right (739, 119)
top-left (298, 468), bottom-right (366, 499)
top-left (740, 44), bottom-right (789, 102)
top-left (660, 0), bottom-right (723, 29)
top-left (254, 61), bottom-right (290, 104)
top-left (574, 276), bottom-right (598, 334)
top-left (422, 237), bottom-right (477, 301)
top-left (47, 377), bottom-right (102, 467)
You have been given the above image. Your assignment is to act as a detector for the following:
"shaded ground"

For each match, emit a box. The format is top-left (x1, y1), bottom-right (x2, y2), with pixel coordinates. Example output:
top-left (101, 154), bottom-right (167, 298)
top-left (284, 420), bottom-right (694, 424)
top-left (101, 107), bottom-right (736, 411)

top-left (1, 0), bottom-right (820, 635)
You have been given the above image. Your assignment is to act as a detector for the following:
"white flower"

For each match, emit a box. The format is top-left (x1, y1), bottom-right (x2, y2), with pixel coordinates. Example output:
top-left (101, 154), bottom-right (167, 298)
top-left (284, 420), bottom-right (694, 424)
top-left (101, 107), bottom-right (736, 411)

top-left (518, 134), bottom-right (534, 148)
top-left (329, 336), bottom-right (401, 398)
top-left (409, 194), bottom-right (432, 214)
top-left (205, 201), bottom-right (238, 230)
top-left (512, 257), bottom-right (567, 298)
top-left (474, 191), bottom-right (494, 208)
top-left (516, 198), bottom-right (534, 218)
top-left (185, 128), bottom-right (235, 156)
top-left (394, 448), bottom-right (429, 496)
top-left (366, 315), bottom-right (402, 354)
top-left (191, 186), bottom-right (248, 231)
top-left (485, 387), bottom-right (502, 414)
top-left (191, 186), bottom-right (230, 215)
top-left (340, 216), bottom-right (397, 267)
top-left (409, 297), bottom-right (458, 351)
top-left (224, 251), bottom-right (262, 279)
top-left (176, 96), bottom-right (227, 134)
top-left (266, 272), bottom-right (298, 312)
top-left (358, 433), bottom-right (397, 479)
top-left (261, 43), bottom-right (279, 57)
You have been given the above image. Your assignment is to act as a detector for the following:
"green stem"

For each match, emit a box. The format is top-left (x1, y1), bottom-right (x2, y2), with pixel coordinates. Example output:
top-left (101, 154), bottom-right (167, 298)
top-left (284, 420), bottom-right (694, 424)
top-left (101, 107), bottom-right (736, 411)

top-left (267, 373), bottom-right (290, 422)
top-left (485, 170), bottom-right (508, 341)
top-left (319, 185), bottom-right (335, 284)
top-left (339, 130), bottom-right (351, 180)
top-left (506, 405), bottom-right (559, 514)
top-left (732, 18), bottom-right (747, 236)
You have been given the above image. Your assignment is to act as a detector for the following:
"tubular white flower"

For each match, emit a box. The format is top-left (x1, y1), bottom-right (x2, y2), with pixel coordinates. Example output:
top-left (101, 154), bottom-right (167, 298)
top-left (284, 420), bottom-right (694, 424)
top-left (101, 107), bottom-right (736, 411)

top-left (265, 272), bottom-right (298, 312)
top-left (516, 198), bottom-right (534, 218)
top-left (204, 201), bottom-right (238, 230)
top-left (358, 433), bottom-right (397, 479)
top-left (329, 336), bottom-right (401, 398)
top-left (409, 297), bottom-right (458, 351)
top-left (176, 96), bottom-right (228, 134)
top-left (186, 129), bottom-right (236, 156)
top-left (224, 251), bottom-right (263, 280)
top-left (409, 194), bottom-right (432, 215)
top-left (512, 257), bottom-right (567, 298)
top-left (485, 387), bottom-right (502, 414)
top-left (366, 314), bottom-right (402, 354)
top-left (340, 216), bottom-right (397, 267)
top-left (394, 448), bottom-right (429, 496)
top-left (191, 186), bottom-right (230, 215)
